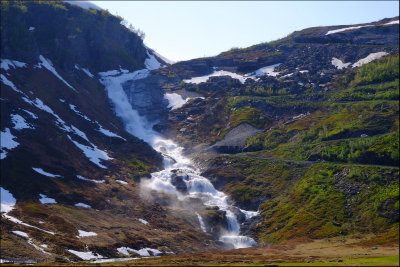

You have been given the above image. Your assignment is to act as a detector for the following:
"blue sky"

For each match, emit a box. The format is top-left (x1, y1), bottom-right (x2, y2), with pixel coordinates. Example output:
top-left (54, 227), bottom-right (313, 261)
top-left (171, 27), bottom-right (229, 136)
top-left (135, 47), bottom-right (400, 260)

top-left (91, 1), bottom-right (399, 62)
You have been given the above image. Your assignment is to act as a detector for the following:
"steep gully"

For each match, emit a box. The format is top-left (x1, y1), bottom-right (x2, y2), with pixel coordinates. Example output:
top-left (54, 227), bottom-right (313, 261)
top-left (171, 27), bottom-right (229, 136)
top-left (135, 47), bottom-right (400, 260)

top-left (100, 69), bottom-right (257, 249)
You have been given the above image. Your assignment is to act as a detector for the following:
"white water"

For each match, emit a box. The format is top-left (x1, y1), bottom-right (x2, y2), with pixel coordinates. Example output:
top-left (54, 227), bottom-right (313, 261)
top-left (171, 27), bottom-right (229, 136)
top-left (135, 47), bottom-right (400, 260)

top-left (100, 70), bottom-right (257, 249)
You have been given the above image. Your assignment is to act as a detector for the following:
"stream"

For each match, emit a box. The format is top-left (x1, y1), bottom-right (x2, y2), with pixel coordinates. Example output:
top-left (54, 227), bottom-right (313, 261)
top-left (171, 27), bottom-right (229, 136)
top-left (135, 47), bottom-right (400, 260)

top-left (100, 69), bottom-right (257, 248)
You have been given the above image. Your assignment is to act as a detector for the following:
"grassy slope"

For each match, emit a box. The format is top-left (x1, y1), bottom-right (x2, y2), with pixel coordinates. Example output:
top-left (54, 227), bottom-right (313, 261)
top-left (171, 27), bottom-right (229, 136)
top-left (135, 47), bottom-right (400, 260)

top-left (200, 55), bottom-right (399, 245)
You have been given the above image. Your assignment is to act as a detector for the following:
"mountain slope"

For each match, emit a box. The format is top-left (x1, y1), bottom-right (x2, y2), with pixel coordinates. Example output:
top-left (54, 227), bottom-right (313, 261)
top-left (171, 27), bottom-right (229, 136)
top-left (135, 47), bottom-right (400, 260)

top-left (150, 16), bottom-right (399, 246)
top-left (1, 2), bottom-right (226, 263)
top-left (1, 2), bottom-right (399, 263)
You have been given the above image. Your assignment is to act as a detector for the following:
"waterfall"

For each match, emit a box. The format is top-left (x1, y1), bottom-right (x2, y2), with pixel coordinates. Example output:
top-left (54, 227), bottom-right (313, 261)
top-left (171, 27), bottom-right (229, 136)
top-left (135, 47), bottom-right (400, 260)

top-left (100, 70), bottom-right (257, 249)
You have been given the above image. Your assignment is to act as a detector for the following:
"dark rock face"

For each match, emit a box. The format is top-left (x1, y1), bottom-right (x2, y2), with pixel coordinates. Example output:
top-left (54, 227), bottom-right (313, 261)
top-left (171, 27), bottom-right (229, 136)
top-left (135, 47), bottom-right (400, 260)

top-left (1, 2), bottom-right (149, 73)
top-left (170, 169), bottom-right (189, 194)
top-left (199, 206), bottom-right (229, 237)
top-left (122, 74), bottom-right (169, 123)
top-left (240, 215), bottom-right (262, 237)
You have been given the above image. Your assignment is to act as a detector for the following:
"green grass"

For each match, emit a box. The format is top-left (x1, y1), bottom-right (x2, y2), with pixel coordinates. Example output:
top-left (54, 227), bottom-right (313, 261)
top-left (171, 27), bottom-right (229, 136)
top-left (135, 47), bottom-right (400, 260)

top-left (278, 256), bottom-right (399, 266)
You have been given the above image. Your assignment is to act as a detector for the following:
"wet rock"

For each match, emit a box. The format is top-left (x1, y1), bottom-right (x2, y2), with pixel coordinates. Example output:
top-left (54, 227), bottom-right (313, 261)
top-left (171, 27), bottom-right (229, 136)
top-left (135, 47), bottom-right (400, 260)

top-left (240, 215), bottom-right (262, 236)
top-left (170, 169), bottom-right (189, 194)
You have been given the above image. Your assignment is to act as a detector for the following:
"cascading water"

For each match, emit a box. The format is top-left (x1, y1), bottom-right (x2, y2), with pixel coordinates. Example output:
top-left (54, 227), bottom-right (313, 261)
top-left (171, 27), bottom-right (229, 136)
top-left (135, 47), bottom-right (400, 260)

top-left (100, 69), bottom-right (257, 249)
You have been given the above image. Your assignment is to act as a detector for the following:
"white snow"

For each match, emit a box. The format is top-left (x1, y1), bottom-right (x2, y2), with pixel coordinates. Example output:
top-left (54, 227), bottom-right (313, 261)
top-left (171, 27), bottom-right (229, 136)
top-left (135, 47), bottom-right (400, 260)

top-left (69, 104), bottom-right (91, 121)
top-left (11, 114), bottom-right (33, 130)
top-left (12, 230), bottom-right (29, 238)
top-left (196, 212), bottom-right (207, 232)
top-left (98, 70), bottom-right (121, 77)
top-left (32, 167), bottom-right (63, 178)
top-left (40, 244), bottom-right (48, 248)
top-left (21, 109), bottom-right (38, 119)
top-left (331, 57), bottom-right (351, 70)
top-left (38, 55), bottom-right (77, 92)
top-left (326, 25), bottom-right (373, 35)
top-left (282, 73), bottom-right (294, 78)
top-left (117, 247), bottom-right (161, 257)
top-left (67, 249), bottom-right (104, 260)
top-left (1, 187), bottom-right (16, 213)
top-left (299, 70), bottom-right (309, 73)
top-left (145, 50), bottom-right (161, 70)
top-left (99, 69), bottom-right (151, 140)
top-left (64, 1), bottom-right (103, 11)
top-left (59, 99), bottom-right (65, 103)
top-left (116, 180), bottom-right (128, 185)
top-left (1, 128), bottom-right (19, 160)
top-left (164, 93), bottom-right (189, 110)
top-left (352, 52), bottom-right (389, 68)
top-left (138, 218), bottom-right (148, 225)
top-left (77, 230), bottom-right (97, 237)
top-left (74, 64), bottom-right (94, 78)
top-left (184, 69), bottom-right (254, 84)
top-left (1, 74), bottom-right (27, 95)
top-left (29, 26), bottom-right (35, 31)
top-left (30, 99), bottom-right (113, 168)
top-left (71, 125), bottom-right (90, 142)
top-left (74, 203), bottom-right (91, 208)
top-left (384, 20), bottom-right (399, 25)
top-left (247, 63), bottom-right (281, 77)
top-left (81, 68), bottom-right (94, 78)
top-left (2, 199), bottom-right (55, 235)
top-left (67, 135), bottom-right (111, 168)
top-left (1, 59), bottom-right (27, 71)
top-left (76, 175), bottom-right (105, 183)
top-left (11, 230), bottom-right (50, 255)
top-left (97, 124), bottom-right (126, 140)
top-left (39, 194), bottom-right (57, 204)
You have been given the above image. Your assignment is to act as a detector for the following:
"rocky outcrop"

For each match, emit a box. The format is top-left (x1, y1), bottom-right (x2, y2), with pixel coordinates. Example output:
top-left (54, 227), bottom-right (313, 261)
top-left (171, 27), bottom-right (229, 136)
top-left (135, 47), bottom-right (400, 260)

top-left (210, 123), bottom-right (263, 154)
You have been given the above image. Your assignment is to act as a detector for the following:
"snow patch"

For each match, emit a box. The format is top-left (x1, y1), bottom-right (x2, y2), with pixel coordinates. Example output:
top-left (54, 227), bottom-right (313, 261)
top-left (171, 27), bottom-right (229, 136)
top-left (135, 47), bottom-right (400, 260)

top-left (98, 70), bottom-right (121, 77)
top-left (21, 109), bottom-right (38, 119)
top-left (1, 128), bottom-right (19, 160)
top-left (1, 74), bottom-right (27, 95)
top-left (164, 93), bottom-right (189, 110)
top-left (184, 69), bottom-right (254, 84)
top-left (117, 247), bottom-right (162, 257)
top-left (247, 63), bottom-right (281, 77)
top-left (97, 124), bottom-right (126, 140)
top-left (32, 167), bottom-right (62, 178)
top-left (77, 230), bottom-right (97, 237)
top-left (11, 114), bottom-right (33, 130)
top-left (69, 104), bottom-right (92, 121)
top-left (352, 52), bottom-right (389, 68)
top-left (38, 55), bottom-right (77, 92)
top-left (326, 25), bottom-right (373, 35)
top-left (99, 69), bottom-right (151, 141)
top-left (384, 20), bottom-right (399, 25)
top-left (331, 57), bottom-right (351, 70)
top-left (29, 26), bottom-right (35, 31)
top-left (74, 203), bottom-right (91, 208)
top-left (138, 218), bottom-right (148, 225)
top-left (116, 180), bottom-right (128, 185)
top-left (4, 213), bottom-right (55, 235)
top-left (74, 64), bottom-right (94, 78)
top-left (76, 175), bottom-right (105, 183)
top-left (39, 194), bottom-right (57, 204)
top-left (67, 249), bottom-right (104, 260)
top-left (1, 59), bottom-right (27, 71)
top-left (12, 230), bottom-right (29, 238)
top-left (145, 50), bottom-right (161, 70)
top-left (67, 135), bottom-right (111, 168)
